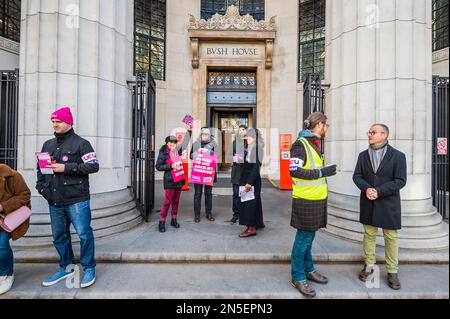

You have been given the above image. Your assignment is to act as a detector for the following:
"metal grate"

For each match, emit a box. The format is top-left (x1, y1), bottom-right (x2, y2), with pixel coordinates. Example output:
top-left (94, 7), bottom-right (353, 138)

top-left (201, 0), bottom-right (265, 21)
top-left (432, 0), bottom-right (449, 52)
top-left (134, 0), bottom-right (166, 80)
top-left (432, 76), bottom-right (449, 220)
top-left (0, 69), bottom-right (19, 169)
top-left (298, 0), bottom-right (325, 83)
top-left (0, 0), bottom-right (21, 43)
top-left (130, 73), bottom-right (156, 221)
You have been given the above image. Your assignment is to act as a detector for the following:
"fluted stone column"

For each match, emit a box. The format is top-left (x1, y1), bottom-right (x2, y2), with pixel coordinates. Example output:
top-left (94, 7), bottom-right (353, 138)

top-left (324, 0), bottom-right (448, 249)
top-left (15, 0), bottom-right (141, 247)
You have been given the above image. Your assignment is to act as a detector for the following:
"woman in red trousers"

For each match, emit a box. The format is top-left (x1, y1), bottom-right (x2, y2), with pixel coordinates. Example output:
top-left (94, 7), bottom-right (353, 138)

top-left (156, 135), bottom-right (189, 232)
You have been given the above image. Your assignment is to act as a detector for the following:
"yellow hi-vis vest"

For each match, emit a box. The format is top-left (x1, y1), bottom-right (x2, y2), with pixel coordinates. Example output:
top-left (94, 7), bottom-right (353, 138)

top-left (292, 137), bottom-right (328, 200)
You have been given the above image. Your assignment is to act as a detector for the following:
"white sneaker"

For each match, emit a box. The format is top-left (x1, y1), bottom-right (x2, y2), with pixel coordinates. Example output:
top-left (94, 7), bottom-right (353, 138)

top-left (0, 275), bottom-right (14, 295)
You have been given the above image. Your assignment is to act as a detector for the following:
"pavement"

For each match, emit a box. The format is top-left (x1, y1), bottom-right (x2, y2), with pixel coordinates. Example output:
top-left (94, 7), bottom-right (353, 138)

top-left (2, 176), bottom-right (449, 299)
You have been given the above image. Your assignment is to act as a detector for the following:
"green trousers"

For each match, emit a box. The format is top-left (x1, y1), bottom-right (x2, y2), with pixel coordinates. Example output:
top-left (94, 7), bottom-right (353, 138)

top-left (363, 224), bottom-right (399, 274)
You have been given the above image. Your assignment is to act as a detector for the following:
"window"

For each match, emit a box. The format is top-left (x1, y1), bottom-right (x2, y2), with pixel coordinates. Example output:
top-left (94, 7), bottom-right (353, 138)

top-left (0, 0), bottom-right (21, 43)
top-left (201, 0), bottom-right (265, 21)
top-left (298, 0), bottom-right (325, 83)
top-left (433, 0), bottom-right (449, 51)
top-left (134, 0), bottom-right (166, 80)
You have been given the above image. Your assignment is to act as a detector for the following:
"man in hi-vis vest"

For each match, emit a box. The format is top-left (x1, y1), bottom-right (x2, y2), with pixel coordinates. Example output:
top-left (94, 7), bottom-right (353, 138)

top-left (289, 112), bottom-right (337, 298)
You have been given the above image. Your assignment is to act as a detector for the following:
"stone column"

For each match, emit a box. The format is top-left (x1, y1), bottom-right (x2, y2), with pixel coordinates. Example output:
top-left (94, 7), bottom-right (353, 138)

top-left (16, 0), bottom-right (140, 247)
top-left (324, 0), bottom-right (448, 249)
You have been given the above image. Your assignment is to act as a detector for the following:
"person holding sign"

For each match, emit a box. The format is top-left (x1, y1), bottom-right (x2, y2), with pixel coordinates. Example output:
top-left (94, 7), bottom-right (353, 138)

top-left (0, 164), bottom-right (31, 295)
top-left (36, 107), bottom-right (99, 289)
top-left (238, 128), bottom-right (265, 238)
top-left (156, 134), bottom-right (190, 233)
top-left (190, 127), bottom-right (218, 223)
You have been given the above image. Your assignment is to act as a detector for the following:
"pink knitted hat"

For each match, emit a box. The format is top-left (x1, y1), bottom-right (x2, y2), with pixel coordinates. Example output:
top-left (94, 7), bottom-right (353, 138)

top-left (51, 107), bottom-right (74, 125)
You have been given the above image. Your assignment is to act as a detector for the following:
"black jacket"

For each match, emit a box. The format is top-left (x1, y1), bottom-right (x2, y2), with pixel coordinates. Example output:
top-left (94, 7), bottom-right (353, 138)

top-left (231, 138), bottom-right (247, 185)
top-left (239, 141), bottom-right (263, 187)
top-left (156, 145), bottom-right (185, 189)
top-left (352, 144), bottom-right (407, 230)
top-left (36, 129), bottom-right (99, 206)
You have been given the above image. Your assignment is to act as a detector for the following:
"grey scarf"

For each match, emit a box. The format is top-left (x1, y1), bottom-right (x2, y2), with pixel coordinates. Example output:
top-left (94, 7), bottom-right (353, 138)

top-left (368, 140), bottom-right (388, 172)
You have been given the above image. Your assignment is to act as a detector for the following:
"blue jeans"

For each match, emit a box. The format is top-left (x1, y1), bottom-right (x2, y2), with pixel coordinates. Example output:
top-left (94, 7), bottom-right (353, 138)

top-left (291, 230), bottom-right (316, 281)
top-left (0, 231), bottom-right (13, 276)
top-left (49, 200), bottom-right (96, 271)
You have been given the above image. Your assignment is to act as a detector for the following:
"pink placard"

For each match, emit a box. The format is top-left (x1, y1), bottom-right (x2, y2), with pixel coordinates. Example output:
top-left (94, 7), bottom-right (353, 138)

top-left (182, 114), bottom-right (194, 130)
top-left (35, 152), bottom-right (54, 175)
top-left (190, 149), bottom-right (217, 186)
top-left (168, 147), bottom-right (185, 183)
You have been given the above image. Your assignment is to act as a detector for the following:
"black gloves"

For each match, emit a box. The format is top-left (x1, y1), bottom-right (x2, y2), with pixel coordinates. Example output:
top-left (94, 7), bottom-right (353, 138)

top-left (320, 164), bottom-right (337, 177)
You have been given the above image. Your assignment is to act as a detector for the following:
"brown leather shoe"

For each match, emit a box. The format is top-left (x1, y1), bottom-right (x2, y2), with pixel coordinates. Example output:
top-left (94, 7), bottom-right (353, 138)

top-left (307, 271), bottom-right (328, 284)
top-left (206, 214), bottom-right (215, 221)
top-left (239, 227), bottom-right (256, 238)
top-left (194, 216), bottom-right (200, 223)
top-left (387, 273), bottom-right (401, 290)
top-left (358, 265), bottom-right (374, 282)
top-left (291, 280), bottom-right (316, 298)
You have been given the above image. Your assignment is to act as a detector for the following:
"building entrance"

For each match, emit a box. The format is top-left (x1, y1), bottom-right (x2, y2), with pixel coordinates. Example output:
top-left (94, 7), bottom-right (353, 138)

top-left (206, 70), bottom-right (256, 171)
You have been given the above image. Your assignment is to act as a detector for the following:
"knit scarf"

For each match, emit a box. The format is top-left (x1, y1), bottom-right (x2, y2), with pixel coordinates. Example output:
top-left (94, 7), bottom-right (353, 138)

top-left (368, 140), bottom-right (388, 172)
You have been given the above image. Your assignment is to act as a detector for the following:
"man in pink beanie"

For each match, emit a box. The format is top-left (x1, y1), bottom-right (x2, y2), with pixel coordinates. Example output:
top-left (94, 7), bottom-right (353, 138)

top-left (36, 106), bottom-right (99, 289)
top-left (50, 107), bottom-right (74, 126)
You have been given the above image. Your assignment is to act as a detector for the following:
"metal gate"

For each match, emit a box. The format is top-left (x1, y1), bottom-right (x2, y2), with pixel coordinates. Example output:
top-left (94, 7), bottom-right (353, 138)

top-left (0, 69), bottom-right (19, 169)
top-left (432, 76), bottom-right (449, 220)
top-left (130, 73), bottom-right (156, 221)
top-left (303, 73), bottom-right (326, 151)
top-left (303, 73), bottom-right (324, 121)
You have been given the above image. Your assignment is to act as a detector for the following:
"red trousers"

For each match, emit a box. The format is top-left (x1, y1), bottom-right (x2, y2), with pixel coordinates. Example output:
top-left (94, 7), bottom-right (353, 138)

top-left (159, 188), bottom-right (182, 221)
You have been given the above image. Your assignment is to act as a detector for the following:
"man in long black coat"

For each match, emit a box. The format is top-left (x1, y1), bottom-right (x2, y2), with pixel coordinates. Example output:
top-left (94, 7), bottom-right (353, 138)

top-left (353, 123), bottom-right (407, 290)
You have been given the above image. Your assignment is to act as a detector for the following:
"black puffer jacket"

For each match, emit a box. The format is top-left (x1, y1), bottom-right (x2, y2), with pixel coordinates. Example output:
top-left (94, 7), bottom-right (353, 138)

top-left (36, 129), bottom-right (99, 206)
top-left (156, 145), bottom-right (185, 189)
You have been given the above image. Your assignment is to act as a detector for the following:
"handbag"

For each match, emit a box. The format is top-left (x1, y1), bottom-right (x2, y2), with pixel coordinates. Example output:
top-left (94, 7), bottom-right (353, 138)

top-left (0, 206), bottom-right (32, 232)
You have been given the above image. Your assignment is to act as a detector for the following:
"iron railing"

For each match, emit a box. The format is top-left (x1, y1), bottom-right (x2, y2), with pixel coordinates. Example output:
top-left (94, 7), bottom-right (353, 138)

top-left (130, 72), bottom-right (156, 221)
top-left (0, 69), bottom-right (19, 169)
top-left (432, 76), bottom-right (449, 220)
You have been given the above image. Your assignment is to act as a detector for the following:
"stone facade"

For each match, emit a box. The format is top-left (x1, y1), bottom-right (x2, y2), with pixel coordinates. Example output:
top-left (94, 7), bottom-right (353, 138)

top-left (15, 0), bottom-right (140, 246)
top-left (1, 0), bottom-right (446, 249)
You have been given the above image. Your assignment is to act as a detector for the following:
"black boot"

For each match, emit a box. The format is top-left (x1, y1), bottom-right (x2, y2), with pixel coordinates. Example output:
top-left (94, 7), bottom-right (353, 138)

top-left (158, 221), bottom-right (166, 232)
top-left (170, 218), bottom-right (180, 228)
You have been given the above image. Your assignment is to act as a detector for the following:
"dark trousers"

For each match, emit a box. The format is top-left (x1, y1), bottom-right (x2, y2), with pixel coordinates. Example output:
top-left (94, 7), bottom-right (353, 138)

top-left (194, 184), bottom-right (213, 216)
top-left (232, 184), bottom-right (240, 218)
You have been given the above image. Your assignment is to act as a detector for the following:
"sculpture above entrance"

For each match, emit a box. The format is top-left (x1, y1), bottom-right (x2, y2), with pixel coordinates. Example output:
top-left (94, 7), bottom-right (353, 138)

top-left (188, 5), bottom-right (276, 32)
top-left (188, 5), bottom-right (276, 70)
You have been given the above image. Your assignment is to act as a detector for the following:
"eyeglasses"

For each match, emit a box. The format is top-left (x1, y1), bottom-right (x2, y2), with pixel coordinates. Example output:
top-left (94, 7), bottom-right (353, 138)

top-left (366, 131), bottom-right (383, 136)
top-left (321, 122), bottom-right (330, 128)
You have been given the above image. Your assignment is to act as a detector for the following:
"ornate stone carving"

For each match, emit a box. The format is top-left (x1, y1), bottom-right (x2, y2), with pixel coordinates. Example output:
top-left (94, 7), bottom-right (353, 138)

top-left (188, 5), bottom-right (276, 32)
top-left (0, 36), bottom-right (20, 54)
top-left (265, 39), bottom-right (274, 69)
top-left (191, 38), bottom-right (199, 68)
top-left (433, 47), bottom-right (449, 64)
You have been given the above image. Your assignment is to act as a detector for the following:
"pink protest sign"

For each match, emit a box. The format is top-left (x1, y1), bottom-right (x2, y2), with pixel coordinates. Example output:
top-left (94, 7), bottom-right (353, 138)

top-left (182, 114), bottom-right (194, 129)
top-left (35, 152), bottom-right (54, 175)
top-left (168, 148), bottom-right (185, 183)
top-left (190, 149), bottom-right (217, 186)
